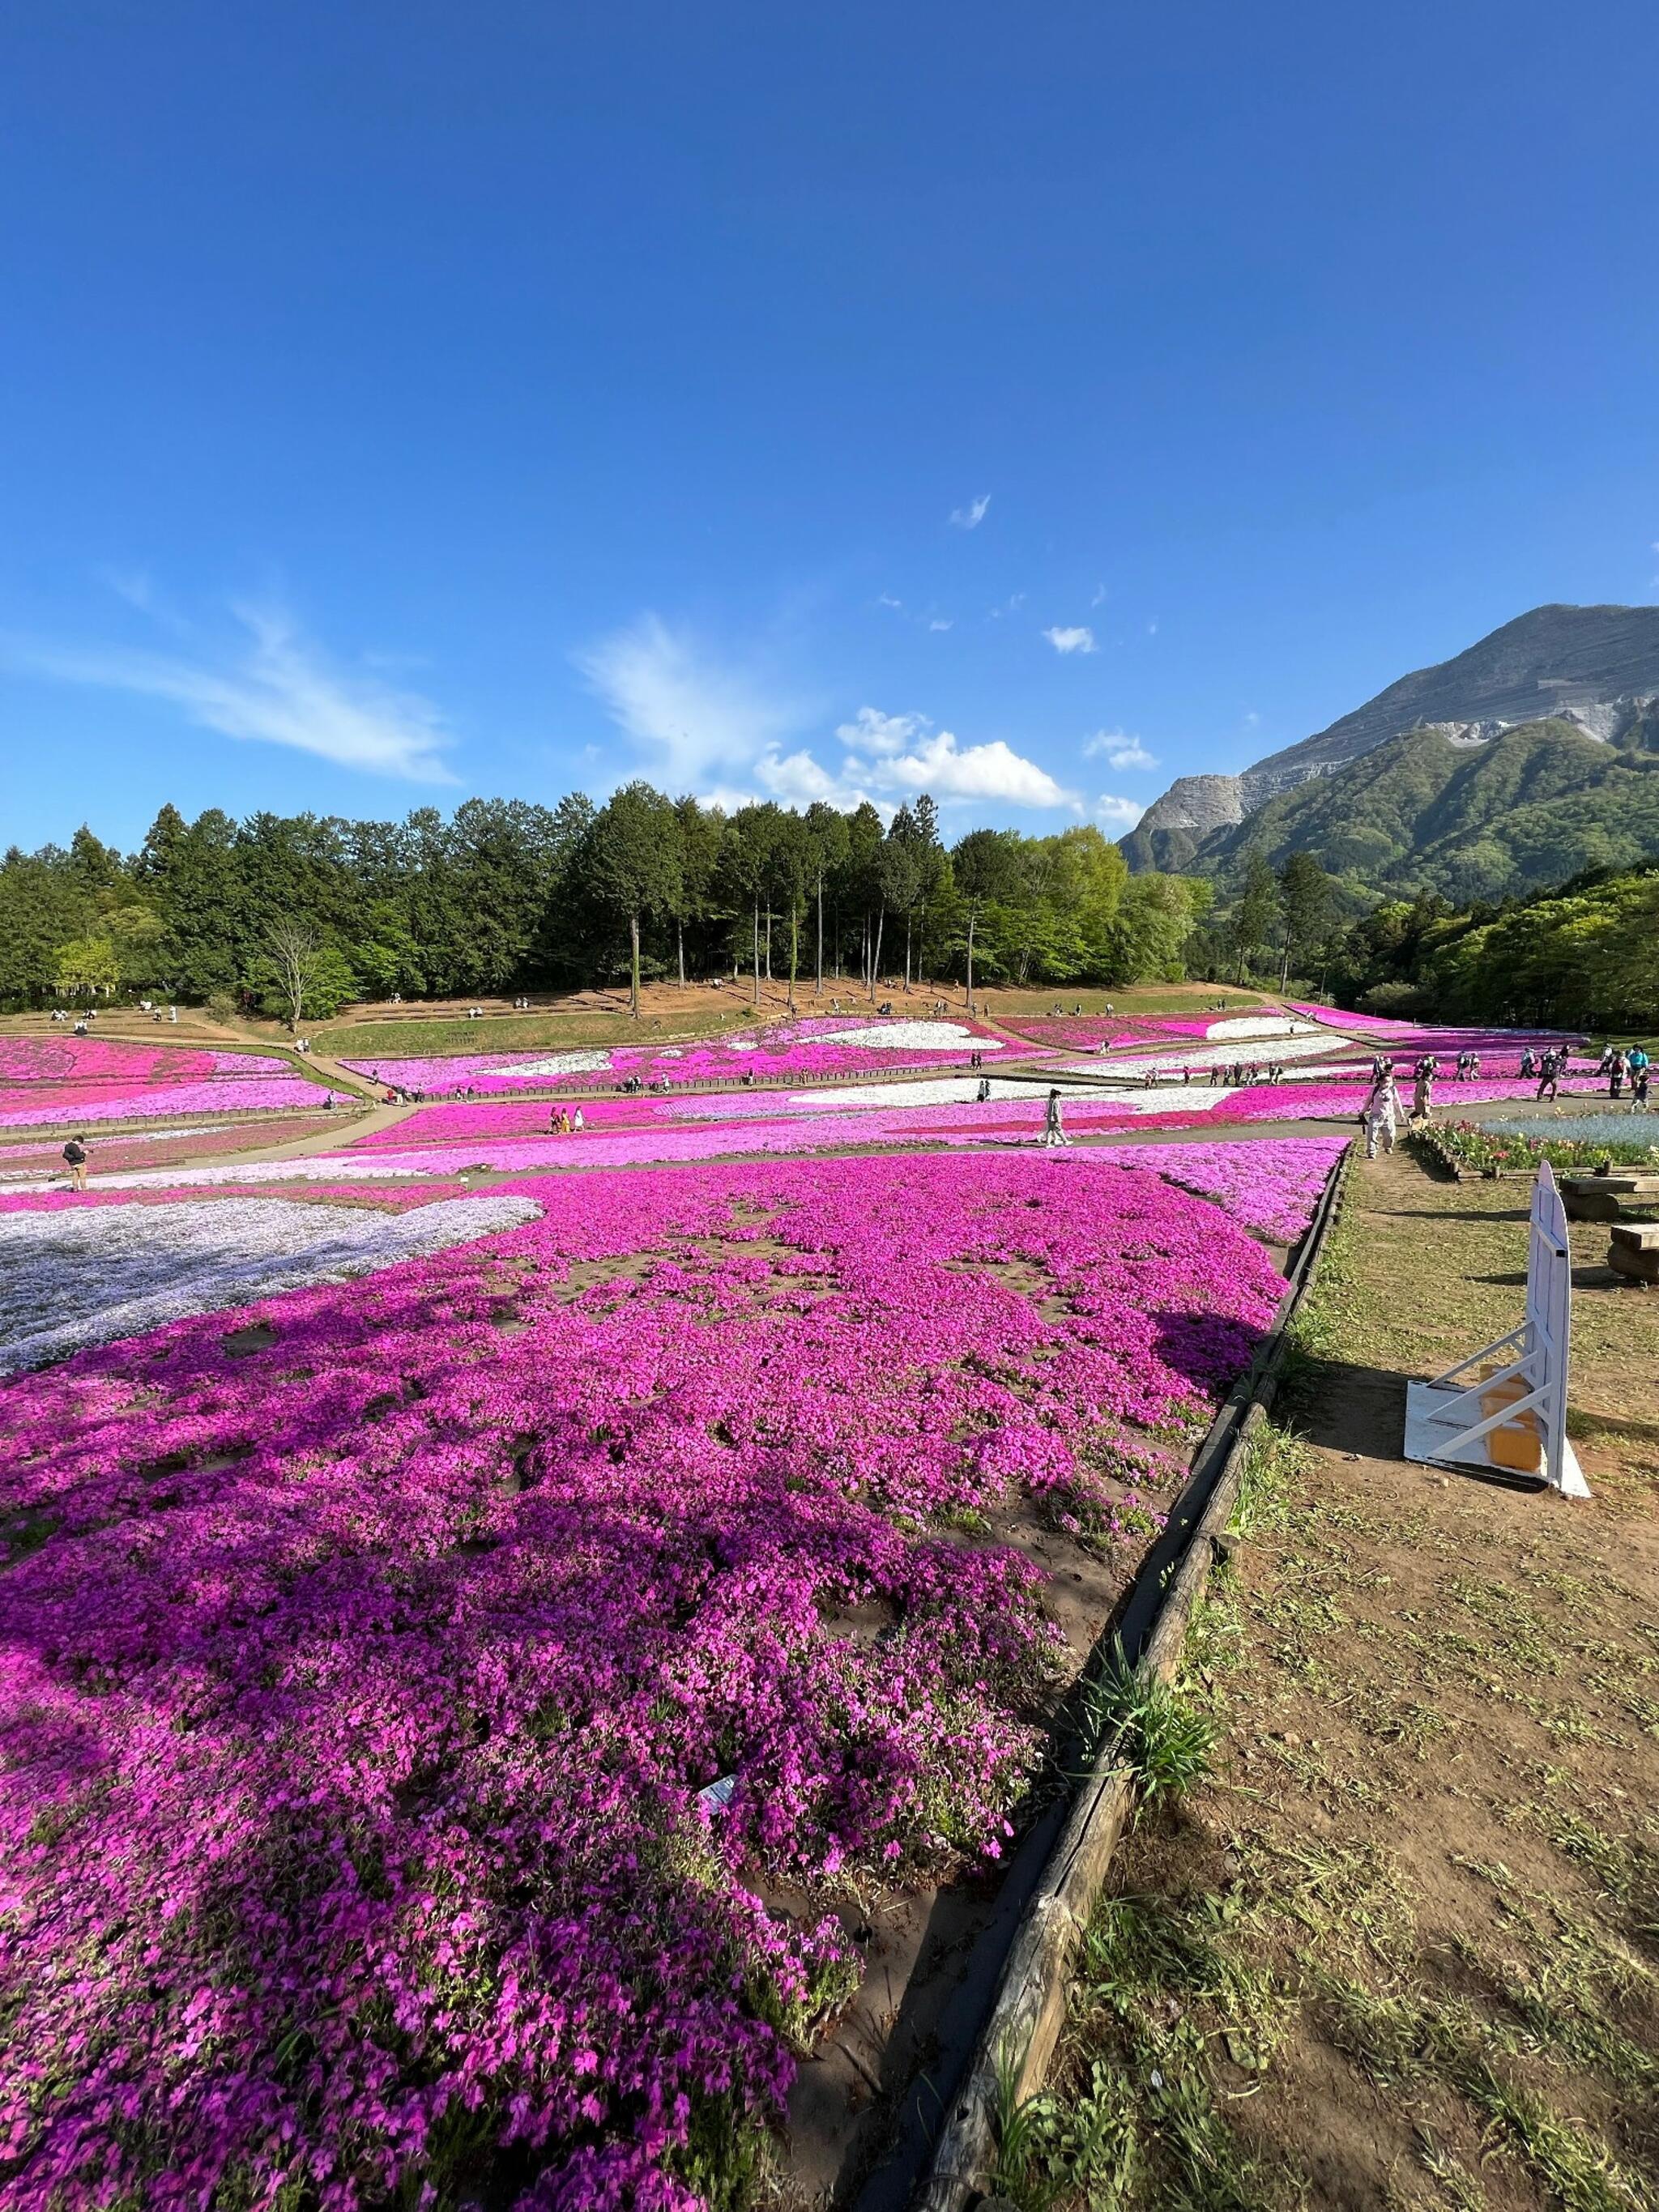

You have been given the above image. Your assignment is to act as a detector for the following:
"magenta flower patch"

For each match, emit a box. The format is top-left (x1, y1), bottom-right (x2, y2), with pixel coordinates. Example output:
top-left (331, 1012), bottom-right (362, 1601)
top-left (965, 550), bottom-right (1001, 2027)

top-left (0, 1149), bottom-right (1281, 2210)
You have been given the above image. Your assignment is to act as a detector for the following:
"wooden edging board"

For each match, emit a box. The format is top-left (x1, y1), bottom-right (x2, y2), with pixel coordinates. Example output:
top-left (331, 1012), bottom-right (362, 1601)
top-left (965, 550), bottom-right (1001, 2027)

top-left (908, 1140), bottom-right (1355, 2212)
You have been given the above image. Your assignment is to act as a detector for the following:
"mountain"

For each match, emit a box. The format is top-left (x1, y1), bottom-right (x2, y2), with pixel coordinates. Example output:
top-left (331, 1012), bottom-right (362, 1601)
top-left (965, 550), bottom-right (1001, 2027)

top-left (1122, 603), bottom-right (1659, 875)
top-left (1162, 709), bottom-right (1659, 906)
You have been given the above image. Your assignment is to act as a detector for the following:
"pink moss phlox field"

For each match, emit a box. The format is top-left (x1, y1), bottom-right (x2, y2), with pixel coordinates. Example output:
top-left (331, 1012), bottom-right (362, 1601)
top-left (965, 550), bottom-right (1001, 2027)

top-left (0, 1115), bottom-right (348, 1183)
top-left (0, 1076), bottom-right (323, 1130)
top-left (993, 1014), bottom-right (1217, 1051)
top-left (339, 1015), bottom-right (1031, 1097)
top-left (0, 1153), bottom-right (1283, 2210)
top-left (0, 1039), bottom-right (283, 1086)
top-left (1279, 1005), bottom-right (1584, 1051)
top-left (1102, 1137), bottom-right (1346, 1242)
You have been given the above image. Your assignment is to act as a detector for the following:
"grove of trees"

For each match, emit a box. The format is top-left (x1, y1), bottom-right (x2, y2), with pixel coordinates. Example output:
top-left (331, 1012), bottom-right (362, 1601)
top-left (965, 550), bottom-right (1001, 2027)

top-left (0, 790), bottom-right (1214, 1020)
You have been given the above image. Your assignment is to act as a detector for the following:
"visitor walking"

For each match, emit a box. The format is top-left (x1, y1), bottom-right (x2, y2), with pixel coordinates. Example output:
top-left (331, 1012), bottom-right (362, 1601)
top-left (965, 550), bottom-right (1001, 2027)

top-left (1535, 1049), bottom-right (1561, 1103)
top-left (1610, 1051), bottom-right (1628, 1101)
top-left (976, 1075), bottom-right (992, 1102)
top-left (571, 1106), bottom-right (586, 1132)
top-left (62, 1134), bottom-right (89, 1192)
top-left (1411, 1055), bottom-right (1436, 1123)
top-left (1633, 1059), bottom-right (1651, 1111)
top-left (1362, 1068), bottom-right (1402, 1159)
top-left (1038, 1088), bottom-right (1073, 1148)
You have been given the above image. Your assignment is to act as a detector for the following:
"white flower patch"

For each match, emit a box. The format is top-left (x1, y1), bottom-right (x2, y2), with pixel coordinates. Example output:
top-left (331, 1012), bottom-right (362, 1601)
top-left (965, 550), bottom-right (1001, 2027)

top-left (813, 1021), bottom-right (1003, 1052)
top-left (489, 1051), bottom-right (616, 1079)
top-left (0, 1194), bottom-right (541, 1373)
top-left (39, 1157), bottom-right (441, 1193)
top-left (1203, 1015), bottom-right (1319, 1041)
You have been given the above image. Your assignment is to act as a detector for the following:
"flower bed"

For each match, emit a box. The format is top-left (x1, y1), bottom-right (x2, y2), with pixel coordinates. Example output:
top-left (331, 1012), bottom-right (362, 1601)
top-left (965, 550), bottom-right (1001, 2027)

top-left (1416, 1118), bottom-right (1659, 1177)
top-left (0, 1074), bottom-right (326, 1129)
top-left (0, 1115), bottom-right (349, 1183)
top-left (0, 1151), bottom-right (1284, 2208)
top-left (0, 1038), bottom-right (286, 1085)
top-left (0, 1192), bottom-right (541, 1371)
top-left (1279, 1005), bottom-right (1585, 1055)
top-left (339, 1016), bottom-right (1026, 1096)
top-left (1103, 1136), bottom-right (1346, 1242)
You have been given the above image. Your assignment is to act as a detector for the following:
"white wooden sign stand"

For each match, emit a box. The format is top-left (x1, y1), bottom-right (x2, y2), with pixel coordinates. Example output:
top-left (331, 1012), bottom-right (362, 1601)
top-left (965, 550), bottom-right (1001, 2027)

top-left (1404, 1159), bottom-right (1589, 1498)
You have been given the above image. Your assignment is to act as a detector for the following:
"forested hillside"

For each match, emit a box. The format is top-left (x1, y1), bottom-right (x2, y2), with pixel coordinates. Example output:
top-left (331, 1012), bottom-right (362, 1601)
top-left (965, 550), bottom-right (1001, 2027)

top-left (0, 791), bottom-right (1211, 1014)
top-left (1181, 711), bottom-right (1659, 905)
top-left (1324, 863), bottom-right (1659, 1030)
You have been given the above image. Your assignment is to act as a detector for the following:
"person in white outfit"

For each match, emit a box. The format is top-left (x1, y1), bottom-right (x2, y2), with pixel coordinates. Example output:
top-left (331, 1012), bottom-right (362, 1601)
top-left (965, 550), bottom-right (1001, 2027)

top-left (1038, 1088), bottom-right (1073, 1148)
top-left (1363, 1068), bottom-right (1402, 1158)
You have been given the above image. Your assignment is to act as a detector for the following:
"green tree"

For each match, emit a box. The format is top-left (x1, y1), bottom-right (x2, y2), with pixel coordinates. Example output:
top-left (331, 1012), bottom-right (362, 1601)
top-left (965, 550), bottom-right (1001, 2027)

top-left (585, 782), bottom-right (684, 1016)
top-left (1230, 849), bottom-right (1279, 982)
top-left (1277, 851), bottom-right (1335, 987)
top-left (951, 828), bottom-right (1021, 1011)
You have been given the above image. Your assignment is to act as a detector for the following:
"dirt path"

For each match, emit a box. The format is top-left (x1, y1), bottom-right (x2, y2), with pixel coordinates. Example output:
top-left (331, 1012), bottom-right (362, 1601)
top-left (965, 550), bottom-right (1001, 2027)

top-left (998, 1146), bottom-right (1659, 2212)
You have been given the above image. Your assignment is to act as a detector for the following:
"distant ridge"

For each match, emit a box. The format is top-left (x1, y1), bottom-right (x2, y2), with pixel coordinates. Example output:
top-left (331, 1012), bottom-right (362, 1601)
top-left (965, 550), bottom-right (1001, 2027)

top-left (1122, 603), bottom-right (1659, 876)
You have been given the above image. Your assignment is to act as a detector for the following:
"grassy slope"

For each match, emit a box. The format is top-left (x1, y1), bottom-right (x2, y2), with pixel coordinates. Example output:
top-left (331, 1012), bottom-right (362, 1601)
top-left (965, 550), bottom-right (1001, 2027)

top-left (997, 1149), bottom-right (1659, 2212)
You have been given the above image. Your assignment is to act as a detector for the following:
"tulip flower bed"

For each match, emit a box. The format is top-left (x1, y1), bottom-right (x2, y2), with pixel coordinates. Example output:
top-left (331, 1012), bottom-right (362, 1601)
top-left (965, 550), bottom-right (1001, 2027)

top-left (1, 1150), bottom-right (1288, 2210)
top-left (339, 1016), bottom-right (1026, 1097)
top-left (1416, 1118), bottom-right (1659, 1176)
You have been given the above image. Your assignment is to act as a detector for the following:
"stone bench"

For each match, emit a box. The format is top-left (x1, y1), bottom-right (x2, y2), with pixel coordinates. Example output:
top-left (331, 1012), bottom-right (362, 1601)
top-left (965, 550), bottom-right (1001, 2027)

top-left (1608, 1220), bottom-right (1659, 1285)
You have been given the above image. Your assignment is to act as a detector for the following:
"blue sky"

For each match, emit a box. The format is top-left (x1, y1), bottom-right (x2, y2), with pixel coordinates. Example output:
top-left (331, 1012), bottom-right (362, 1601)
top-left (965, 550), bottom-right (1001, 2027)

top-left (3, 0), bottom-right (1657, 853)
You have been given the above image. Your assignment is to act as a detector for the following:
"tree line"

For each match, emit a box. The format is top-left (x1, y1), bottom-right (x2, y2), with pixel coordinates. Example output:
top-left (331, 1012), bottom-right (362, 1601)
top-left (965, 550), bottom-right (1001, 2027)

top-left (0, 790), bottom-right (1215, 1021)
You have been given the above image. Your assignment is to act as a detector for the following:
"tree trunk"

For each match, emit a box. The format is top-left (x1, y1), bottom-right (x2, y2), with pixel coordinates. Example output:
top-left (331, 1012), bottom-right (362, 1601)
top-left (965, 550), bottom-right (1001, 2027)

top-left (904, 913), bottom-right (912, 991)
top-left (788, 904), bottom-right (799, 1011)
top-left (629, 911), bottom-right (641, 1017)
top-left (752, 900), bottom-right (761, 1008)
top-left (677, 918), bottom-right (685, 989)
top-left (815, 873), bottom-right (824, 995)
top-left (764, 908), bottom-right (772, 981)
top-left (870, 903), bottom-right (885, 1001)
top-left (966, 912), bottom-right (977, 1013)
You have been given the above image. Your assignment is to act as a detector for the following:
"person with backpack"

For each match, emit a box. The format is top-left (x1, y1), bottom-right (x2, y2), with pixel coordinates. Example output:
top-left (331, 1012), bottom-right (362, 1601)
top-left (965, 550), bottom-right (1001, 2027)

top-left (61, 1135), bottom-right (89, 1192)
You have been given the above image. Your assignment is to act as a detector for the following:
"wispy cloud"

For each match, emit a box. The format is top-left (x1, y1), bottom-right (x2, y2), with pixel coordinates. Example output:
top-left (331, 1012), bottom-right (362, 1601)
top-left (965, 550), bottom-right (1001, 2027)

top-left (1090, 583), bottom-right (1108, 608)
top-left (1094, 794), bottom-right (1145, 829)
top-left (1084, 729), bottom-right (1157, 770)
top-left (5, 601), bottom-right (456, 782)
top-left (949, 494), bottom-right (991, 530)
top-left (928, 617), bottom-right (953, 633)
top-left (1043, 624), bottom-right (1097, 655)
top-left (576, 615), bottom-right (802, 787)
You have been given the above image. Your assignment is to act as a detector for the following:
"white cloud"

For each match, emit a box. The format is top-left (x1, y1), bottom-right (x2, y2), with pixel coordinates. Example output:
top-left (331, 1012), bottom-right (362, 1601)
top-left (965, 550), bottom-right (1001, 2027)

top-left (949, 494), bottom-right (991, 530)
top-left (575, 614), bottom-right (800, 786)
top-left (1243, 709), bottom-right (1261, 729)
top-left (1043, 624), bottom-right (1097, 655)
top-left (877, 593), bottom-right (906, 610)
top-left (836, 706), bottom-right (928, 757)
top-left (840, 707), bottom-right (1074, 808)
top-left (928, 617), bottom-right (953, 632)
top-left (1084, 729), bottom-right (1158, 770)
top-left (6, 602), bottom-right (456, 782)
top-left (1095, 794), bottom-right (1146, 829)
top-left (1090, 583), bottom-right (1108, 608)
top-left (1146, 619), bottom-right (1159, 636)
